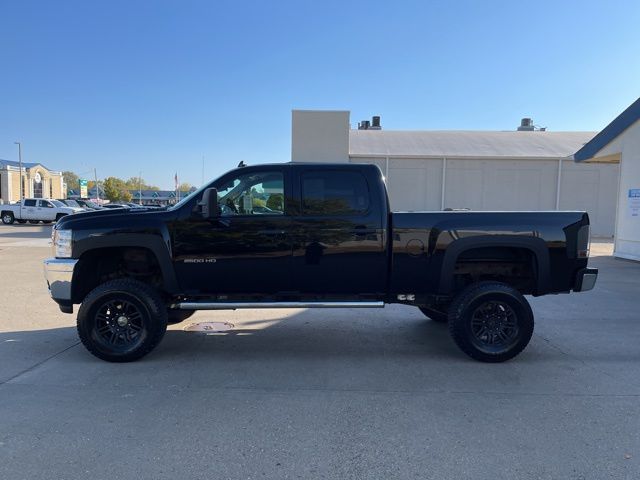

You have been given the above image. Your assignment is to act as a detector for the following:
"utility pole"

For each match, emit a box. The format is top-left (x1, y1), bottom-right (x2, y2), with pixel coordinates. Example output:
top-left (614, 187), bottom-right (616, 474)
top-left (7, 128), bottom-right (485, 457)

top-left (138, 171), bottom-right (142, 205)
top-left (14, 142), bottom-right (23, 203)
top-left (94, 168), bottom-right (99, 202)
top-left (202, 155), bottom-right (205, 186)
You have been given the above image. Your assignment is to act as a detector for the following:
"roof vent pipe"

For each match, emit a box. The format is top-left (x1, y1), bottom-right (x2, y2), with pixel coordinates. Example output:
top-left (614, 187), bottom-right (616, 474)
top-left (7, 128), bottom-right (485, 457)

top-left (517, 118), bottom-right (535, 131)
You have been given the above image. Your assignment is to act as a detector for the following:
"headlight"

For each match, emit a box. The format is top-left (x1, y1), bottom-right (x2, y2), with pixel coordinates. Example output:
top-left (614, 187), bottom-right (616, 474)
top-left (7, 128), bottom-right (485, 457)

top-left (53, 229), bottom-right (73, 258)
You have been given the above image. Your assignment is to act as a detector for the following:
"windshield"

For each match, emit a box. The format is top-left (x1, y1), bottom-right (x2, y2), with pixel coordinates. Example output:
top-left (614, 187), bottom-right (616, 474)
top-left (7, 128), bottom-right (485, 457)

top-left (64, 200), bottom-right (80, 207)
top-left (51, 200), bottom-right (65, 207)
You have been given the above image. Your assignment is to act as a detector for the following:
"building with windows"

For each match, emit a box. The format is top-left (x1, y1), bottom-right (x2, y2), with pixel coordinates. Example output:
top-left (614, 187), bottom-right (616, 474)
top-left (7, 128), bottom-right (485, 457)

top-left (0, 159), bottom-right (65, 204)
top-left (291, 110), bottom-right (619, 237)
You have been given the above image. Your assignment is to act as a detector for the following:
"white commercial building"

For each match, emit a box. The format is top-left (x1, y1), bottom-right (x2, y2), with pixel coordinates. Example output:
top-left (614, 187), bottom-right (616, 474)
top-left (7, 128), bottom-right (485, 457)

top-left (575, 97), bottom-right (640, 260)
top-left (291, 110), bottom-right (619, 237)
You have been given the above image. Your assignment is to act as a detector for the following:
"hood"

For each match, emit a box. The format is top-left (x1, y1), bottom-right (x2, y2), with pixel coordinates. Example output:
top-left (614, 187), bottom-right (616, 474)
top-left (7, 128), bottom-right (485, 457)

top-left (55, 205), bottom-right (174, 229)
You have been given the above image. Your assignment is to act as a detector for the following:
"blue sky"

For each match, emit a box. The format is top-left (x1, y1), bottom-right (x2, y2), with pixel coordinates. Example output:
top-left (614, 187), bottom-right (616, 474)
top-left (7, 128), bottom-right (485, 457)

top-left (1, 0), bottom-right (639, 189)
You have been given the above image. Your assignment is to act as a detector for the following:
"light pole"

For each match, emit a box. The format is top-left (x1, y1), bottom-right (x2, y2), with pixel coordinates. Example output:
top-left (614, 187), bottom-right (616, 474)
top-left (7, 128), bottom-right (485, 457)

top-left (138, 171), bottom-right (142, 205)
top-left (14, 142), bottom-right (23, 203)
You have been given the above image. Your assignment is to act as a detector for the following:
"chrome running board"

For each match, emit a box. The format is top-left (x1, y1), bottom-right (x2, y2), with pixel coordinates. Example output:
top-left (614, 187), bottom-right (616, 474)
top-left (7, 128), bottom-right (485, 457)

top-left (173, 301), bottom-right (385, 310)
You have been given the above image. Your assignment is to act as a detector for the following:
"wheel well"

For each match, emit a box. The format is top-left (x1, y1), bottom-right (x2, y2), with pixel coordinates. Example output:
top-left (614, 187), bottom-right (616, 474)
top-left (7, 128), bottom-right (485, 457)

top-left (72, 247), bottom-right (165, 304)
top-left (452, 246), bottom-right (537, 294)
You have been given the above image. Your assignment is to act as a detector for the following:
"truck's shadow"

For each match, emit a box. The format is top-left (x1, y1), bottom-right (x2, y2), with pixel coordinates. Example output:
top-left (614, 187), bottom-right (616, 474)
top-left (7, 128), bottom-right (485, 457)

top-left (0, 308), bottom-right (461, 380)
top-left (158, 314), bottom-right (457, 361)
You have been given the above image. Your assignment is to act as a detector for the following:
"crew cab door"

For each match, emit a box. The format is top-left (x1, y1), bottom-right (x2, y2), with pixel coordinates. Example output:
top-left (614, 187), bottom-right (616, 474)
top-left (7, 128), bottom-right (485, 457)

top-left (21, 199), bottom-right (37, 220)
top-left (291, 167), bottom-right (388, 295)
top-left (38, 200), bottom-right (56, 221)
top-left (172, 166), bottom-right (293, 294)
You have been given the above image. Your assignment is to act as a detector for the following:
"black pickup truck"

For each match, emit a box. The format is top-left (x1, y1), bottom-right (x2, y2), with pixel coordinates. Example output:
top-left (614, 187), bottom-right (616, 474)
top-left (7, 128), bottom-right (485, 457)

top-left (44, 162), bottom-right (597, 363)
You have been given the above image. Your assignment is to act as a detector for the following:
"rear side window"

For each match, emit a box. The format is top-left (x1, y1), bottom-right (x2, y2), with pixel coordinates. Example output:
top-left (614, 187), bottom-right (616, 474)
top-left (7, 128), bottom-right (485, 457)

top-left (301, 171), bottom-right (370, 215)
top-left (24, 199), bottom-right (36, 207)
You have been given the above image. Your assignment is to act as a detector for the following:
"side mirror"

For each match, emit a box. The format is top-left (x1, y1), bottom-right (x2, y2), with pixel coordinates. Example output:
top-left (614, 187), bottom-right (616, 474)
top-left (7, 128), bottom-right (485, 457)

top-left (199, 187), bottom-right (220, 219)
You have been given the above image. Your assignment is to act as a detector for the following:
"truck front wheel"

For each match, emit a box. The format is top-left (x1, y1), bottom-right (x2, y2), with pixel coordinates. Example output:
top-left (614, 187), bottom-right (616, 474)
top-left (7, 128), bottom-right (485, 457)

top-left (448, 281), bottom-right (534, 363)
top-left (2, 212), bottom-right (15, 224)
top-left (77, 279), bottom-right (168, 362)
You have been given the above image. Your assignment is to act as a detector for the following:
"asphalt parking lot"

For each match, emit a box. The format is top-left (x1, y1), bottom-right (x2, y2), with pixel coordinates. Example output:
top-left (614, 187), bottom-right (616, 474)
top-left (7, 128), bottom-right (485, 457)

top-left (0, 224), bottom-right (638, 479)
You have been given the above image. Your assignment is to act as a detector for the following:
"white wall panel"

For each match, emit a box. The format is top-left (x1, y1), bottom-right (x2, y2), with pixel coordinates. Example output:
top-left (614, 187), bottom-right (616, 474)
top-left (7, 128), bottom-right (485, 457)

top-left (348, 156), bottom-right (618, 237)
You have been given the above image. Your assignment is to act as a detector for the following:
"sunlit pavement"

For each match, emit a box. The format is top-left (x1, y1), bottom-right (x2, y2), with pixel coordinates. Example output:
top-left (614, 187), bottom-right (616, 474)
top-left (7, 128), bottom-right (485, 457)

top-left (1, 227), bottom-right (638, 479)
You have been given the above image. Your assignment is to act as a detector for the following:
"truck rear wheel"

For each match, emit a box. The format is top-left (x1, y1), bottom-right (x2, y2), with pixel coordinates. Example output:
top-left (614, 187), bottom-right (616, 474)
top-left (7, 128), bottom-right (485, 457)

top-left (418, 305), bottom-right (449, 323)
top-left (77, 279), bottom-right (168, 362)
top-left (448, 281), bottom-right (534, 363)
top-left (2, 212), bottom-right (15, 224)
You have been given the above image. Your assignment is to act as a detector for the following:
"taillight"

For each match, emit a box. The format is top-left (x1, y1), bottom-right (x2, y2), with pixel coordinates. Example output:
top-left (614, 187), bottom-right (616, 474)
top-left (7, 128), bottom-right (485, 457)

top-left (577, 224), bottom-right (591, 258)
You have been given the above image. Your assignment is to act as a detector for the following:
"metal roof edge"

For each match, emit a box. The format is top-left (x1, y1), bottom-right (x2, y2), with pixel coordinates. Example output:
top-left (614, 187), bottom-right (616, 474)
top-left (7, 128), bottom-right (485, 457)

top-left (575, 97), bottom-right (640, 161)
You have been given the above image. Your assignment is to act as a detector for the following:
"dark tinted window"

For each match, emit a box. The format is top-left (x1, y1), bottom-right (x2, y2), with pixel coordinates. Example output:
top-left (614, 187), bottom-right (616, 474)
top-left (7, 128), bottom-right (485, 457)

top-left (24, 199), bottom-right (36, 207)
top-left (301, 171), bottom-right (369, 215)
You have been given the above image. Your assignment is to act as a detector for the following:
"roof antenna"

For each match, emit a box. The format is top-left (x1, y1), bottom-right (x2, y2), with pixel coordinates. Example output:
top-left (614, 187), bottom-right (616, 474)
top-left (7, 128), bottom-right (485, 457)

top-left (238, 161), bottom-right (246, 168)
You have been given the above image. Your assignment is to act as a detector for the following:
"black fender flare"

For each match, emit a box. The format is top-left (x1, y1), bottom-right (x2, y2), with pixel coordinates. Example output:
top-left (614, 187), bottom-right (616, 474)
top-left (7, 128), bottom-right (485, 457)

top-left (438, 235), bottom-right (551, 295)
top-left (73, 233), bottom-right (179, 294)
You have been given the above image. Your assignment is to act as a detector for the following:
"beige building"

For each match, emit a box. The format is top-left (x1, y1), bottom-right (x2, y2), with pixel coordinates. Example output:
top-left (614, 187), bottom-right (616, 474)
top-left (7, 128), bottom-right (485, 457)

top-left (0, 159), bottom-right (65, 204)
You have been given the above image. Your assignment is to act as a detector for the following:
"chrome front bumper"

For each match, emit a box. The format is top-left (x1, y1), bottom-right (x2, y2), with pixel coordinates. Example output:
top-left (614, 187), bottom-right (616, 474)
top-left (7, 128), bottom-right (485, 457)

top-left (43, 258), bottom-right (78, 301)
top-left (574, 267), bottom-right (598, 292)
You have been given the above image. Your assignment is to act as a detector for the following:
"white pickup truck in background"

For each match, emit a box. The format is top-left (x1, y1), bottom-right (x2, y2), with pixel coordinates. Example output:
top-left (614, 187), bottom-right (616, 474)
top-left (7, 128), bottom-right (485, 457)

top-left (1, 199), bottom-right (83, 224)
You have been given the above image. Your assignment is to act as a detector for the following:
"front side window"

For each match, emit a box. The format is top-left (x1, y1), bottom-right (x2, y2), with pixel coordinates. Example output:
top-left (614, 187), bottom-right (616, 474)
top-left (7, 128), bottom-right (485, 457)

top-left (301, 171), bottom-right (370, 215)
top-left (39, 200), bottom-right (53, 208)
top-left (216, 170), bottom-right (284, 216)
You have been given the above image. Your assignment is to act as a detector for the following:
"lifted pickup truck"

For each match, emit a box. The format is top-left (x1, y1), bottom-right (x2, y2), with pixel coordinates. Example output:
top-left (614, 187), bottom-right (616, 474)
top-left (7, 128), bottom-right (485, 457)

top-left (2, 198), bottom-right (82, 224)
top-left (44, 163), bottom-right (597, 363)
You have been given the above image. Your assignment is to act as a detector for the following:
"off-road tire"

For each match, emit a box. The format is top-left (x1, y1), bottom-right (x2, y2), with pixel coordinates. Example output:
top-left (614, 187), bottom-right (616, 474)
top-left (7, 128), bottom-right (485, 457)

top-left (2, 212), bottom-right (15, 224)
top-left (418, 305), bottom-right (449, 323)
top-left (167, 309), bottom-right (195, 325)
top-left (448, 281), bottom-right (534, 363)
top-left (77, 278), bottom-right (168, 362)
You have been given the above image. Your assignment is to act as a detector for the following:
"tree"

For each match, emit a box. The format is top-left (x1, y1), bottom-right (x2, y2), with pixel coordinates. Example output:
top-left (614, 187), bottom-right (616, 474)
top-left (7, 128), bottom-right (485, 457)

top-left (120, 189), bottom-right (133, 202)
top-left (62, 171), bottom-right (79, 190)
top-left (124, 177), bottom-right (160, 191)
top-left (178, 182), bottom-right (194, 192)
top-left (103, 177), bottom-right (131, 202)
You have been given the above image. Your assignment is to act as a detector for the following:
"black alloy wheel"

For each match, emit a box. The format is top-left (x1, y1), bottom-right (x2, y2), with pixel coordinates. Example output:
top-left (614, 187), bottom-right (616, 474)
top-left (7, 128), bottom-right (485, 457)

top-left (77, 279), bottom-right (167, 362)
top-left (448, 281), bottom-right (534, 363)
top-left (93, 298), bottom-right (147, 351)
top-left (469, 300), bottom-right (519, 352)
